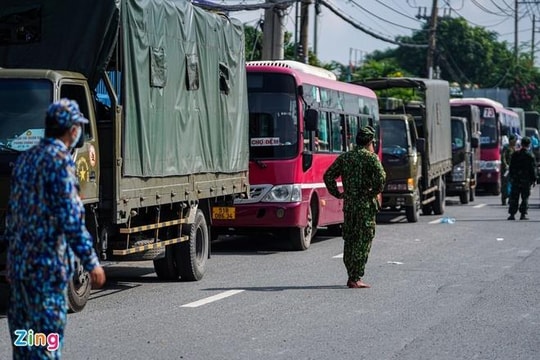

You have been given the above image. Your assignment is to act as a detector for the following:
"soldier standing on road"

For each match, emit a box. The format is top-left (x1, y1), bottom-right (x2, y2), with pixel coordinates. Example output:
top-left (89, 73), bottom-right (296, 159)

top-left (507, 136), bottom-right (537, 220)
top-left (3, 99), bottom-right (106, 359)
top-left (324, 126), bottom-right (386, 288)
top-left (501, 134), bottom-right (517, 205)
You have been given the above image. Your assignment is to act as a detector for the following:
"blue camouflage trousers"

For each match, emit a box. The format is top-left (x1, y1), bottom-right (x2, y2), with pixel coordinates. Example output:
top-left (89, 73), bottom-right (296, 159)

top-left (342, 211), bottom-right (376, 281)
top-left (8, 279), bottom-right (67, 359)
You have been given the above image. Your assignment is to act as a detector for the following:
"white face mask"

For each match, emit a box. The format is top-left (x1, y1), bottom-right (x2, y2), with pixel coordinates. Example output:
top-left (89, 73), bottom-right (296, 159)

top-left (70, 125), bottom-right (83, 149)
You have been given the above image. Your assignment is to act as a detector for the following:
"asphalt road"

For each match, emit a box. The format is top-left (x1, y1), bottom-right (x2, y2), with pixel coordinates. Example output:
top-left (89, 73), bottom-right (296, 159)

top-left (1, 191), bottom-right (539, 360)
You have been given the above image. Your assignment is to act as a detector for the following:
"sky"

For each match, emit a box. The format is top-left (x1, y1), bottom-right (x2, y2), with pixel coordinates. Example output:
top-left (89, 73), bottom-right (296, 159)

top-left (228, 0), bottom-right (540, 66)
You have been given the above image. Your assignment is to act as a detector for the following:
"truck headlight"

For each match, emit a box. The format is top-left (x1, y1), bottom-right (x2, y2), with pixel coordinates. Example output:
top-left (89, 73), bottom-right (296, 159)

top-left (262, 184), bottom-right (302, 202)
top-left (452, 162), bottom-right (466, 181)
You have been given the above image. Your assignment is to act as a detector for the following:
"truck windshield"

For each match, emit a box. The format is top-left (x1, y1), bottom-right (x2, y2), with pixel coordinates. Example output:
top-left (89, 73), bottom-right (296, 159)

top-left (451, 120), bottom-right (466, 151)
top-left (381, 119), bottom-right (408, 157)
top-left (0, 79), bottom-right (52, 152)
top-left (247, 73), bottom-right (298, 160)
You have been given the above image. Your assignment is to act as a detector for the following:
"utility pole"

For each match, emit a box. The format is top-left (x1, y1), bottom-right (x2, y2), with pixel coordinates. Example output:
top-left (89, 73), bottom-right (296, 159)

top-left (532, 15), bottom-right (536, 62)
top-left (262, 0), bottom-right (286, 60)
top-left (426, 0), bottom-right (438, 79)
top-left (515, 0), bottom-right (519, 61)
top-left (299, 0), bottom-right (312, 63)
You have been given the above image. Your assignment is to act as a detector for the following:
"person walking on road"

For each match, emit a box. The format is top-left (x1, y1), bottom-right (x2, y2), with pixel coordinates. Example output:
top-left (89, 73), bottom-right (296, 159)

top-left (3, 99), bottom-right (106, 359)
top-left (324, 126), bottom-right (386, 288)
top-left (501, 134), bottom-right (517, 205)
top-left (507, 136), bottom-right (538, 220)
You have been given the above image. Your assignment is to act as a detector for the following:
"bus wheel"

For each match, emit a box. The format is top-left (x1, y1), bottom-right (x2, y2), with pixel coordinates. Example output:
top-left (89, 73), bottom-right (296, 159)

top-left (174, 209), bottom-right (208, 281)
top-left (68, 258), bottom-right (91, 313)
top-left (290, 202), bottom-right (315, 251)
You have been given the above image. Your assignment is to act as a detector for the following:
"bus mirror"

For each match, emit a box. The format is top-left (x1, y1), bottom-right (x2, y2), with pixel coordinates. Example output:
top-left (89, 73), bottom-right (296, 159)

top-left (471, 137), bottom-right (479, 149)
top-left (305, 109), bottom-right (318, 132)
top-left (416, 138), bottom-right (426, 153)
top-left (302, 151), bottom-right (313, 171)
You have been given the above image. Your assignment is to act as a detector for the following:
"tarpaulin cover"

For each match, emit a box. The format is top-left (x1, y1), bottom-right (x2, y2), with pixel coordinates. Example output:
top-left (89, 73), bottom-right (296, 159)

top-left (0, 0), bottom-right (249, 177)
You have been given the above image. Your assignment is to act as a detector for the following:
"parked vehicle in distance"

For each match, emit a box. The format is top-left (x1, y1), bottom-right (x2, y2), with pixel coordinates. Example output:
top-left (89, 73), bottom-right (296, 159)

top-left (450, 98), bottom-right (520, 195)
top-left (358, 78), bottom-right (453, 222)
top-left (446, 104), bottom-right (481, 204)
top-left (0, 0), bottom-right (249, 311)
top-left (212, 60), bottom-right (381, 250)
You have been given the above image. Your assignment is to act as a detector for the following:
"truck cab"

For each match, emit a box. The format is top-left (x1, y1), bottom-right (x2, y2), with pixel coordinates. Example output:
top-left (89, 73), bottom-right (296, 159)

top-left (380, 114), bottom-right (423, 222)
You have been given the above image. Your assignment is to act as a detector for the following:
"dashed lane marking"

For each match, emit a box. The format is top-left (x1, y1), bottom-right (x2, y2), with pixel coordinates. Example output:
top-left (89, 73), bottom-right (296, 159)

top-left (181, 290), bottom-right (245, 308)
top-left (333, 253), bottom-right (343, 258)
top-left (429, 218), bottom-right (442, 224)
top-left (473, 203), bottom-right (486, 208)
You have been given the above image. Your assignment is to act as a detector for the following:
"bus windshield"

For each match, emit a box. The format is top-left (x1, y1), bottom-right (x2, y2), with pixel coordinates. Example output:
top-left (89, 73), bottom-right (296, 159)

top-left (479, 106), bottom-right (498, 149)
top-left (247, 73), bottom-right (298, 160)
top-left (0, 79), bottom-right (52, 152)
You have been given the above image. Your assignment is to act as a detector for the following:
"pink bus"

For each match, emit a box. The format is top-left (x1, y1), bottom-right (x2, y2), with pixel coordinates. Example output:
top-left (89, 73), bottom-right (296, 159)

top-left (211, 60), bottom-right (380, 250)
top-left (450, 98), bottom-right (520, 195)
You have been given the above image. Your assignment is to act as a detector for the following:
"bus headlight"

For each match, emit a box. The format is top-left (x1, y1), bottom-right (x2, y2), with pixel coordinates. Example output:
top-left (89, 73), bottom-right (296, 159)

top-left (262, 184), bottom-right (302, 202)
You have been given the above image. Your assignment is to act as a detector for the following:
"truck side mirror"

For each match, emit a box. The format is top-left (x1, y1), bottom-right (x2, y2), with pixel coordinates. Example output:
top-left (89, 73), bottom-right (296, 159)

top-left (416, 137), bottom-right (426, 153)
top-left (305, 109), bottom-right (318, 132)
top-left (302, 151), bottom-right (313, 171)
top-left (471, 137), bottom-right (479, 149)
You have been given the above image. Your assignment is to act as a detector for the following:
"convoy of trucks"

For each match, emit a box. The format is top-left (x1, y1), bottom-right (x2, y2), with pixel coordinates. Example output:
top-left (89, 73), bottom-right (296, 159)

top-left (0, 0), bottom-right (249, 311)
top-left (358, 78), bottom-right (453, 222)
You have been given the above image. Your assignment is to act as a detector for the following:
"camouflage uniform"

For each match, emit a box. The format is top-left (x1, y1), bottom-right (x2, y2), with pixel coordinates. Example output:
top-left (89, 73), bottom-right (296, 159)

top-left (500, 137), bottom-right (516, 205)
top-left (508, 137), bottom-right (537, 219)
top-left (3, 100), bottom-right (100, 359)
top-left (323, 127), bottom-right (386, 284)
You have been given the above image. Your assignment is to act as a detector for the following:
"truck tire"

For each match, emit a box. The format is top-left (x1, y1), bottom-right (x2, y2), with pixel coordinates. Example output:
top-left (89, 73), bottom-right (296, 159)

top-left (68, 258), bottom-right (91, 313)
top-left (459, 190), bottom-right (469, 204)
top-left (432, 178), bottom-right (446, 215)
top-left (289, 201), bottom-right (315, 251)
top-left (175, 209), bottom-right (208, 281)
top-left (153, 245), bottom-right (179, 281)
top-left (406, 188), bottom-right (421, 222)
top-left (469, 187), bottom-right (475, 202)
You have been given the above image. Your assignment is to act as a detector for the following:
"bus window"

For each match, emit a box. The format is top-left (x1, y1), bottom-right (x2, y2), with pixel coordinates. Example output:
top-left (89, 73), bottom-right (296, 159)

top-left (317, 111), bottom-right (330, 152)
top-left (346, 115), bottom-right (359, 150)
top-left (330, 112), bottom-right (343, 152)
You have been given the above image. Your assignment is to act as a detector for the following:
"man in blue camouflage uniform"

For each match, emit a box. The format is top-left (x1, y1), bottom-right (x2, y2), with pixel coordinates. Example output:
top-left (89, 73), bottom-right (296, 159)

top-left (3, 99), bottom-right (106, 359)
top-left (507, 136), bottom-right (537, 220)
top-left (324, 126), bottom-right (386, 288)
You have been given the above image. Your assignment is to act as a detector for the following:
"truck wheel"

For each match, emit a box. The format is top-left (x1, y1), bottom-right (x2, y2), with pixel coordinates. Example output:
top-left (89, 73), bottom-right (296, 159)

top-left (459, 190), bottom-right (469, 204)
top-left (174, 209), bottom-right (208, 281)
top-left (68, 258), bottom-right (91, 313)
top-left (469, 187), bottom-right (475, 202)
top-left (289, 201), bottom-right (315, 251)
top-left (406, 188), bottom-right (421, 222)
top-left (153, 245), bottom-right (179, 281)
top-left (432, 179), bottom-right (446, 215)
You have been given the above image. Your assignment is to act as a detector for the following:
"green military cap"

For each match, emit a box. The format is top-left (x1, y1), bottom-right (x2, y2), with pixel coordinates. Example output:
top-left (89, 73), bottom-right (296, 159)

top-left (521, 136), bottom-right (531, 147)
top-left (356, 126), bottom-right (375, 146)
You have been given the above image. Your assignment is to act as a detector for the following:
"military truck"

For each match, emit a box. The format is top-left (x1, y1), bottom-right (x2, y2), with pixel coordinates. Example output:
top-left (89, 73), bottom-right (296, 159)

top-left (358, 78), bottom-right (453, 222)
top-left (0, 0), bottom-right (249, 311)
top-left (446, 104), bottom-right (481, 204)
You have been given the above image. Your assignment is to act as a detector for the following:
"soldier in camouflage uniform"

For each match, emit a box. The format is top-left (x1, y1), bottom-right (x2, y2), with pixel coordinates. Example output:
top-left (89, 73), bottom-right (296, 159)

top-left (500, 134), bottom-right (517, 205)
top-left (507, 136), bottom-right (537, 220)
top-left (3, 99), bottom-right (106, 359)
top-left (323, 126), bottom-right (386, 288)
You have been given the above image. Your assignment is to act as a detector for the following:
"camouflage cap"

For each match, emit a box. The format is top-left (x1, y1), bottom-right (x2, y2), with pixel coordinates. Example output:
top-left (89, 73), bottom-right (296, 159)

top-left (508, 134), bottom-right (517, 141)
top-left (46, 98), bottom-right (89, 130)
top-left (356, 125), bottom-right (375, 146)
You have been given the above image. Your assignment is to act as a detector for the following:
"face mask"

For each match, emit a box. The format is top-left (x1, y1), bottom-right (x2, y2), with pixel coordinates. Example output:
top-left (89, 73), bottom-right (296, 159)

top-left (70, 125), bottom-right (83, 149)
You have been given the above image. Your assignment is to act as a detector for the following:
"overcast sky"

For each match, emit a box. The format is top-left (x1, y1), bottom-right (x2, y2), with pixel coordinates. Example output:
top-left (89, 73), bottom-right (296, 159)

top-left (230, 0), bottom-right (538, 66)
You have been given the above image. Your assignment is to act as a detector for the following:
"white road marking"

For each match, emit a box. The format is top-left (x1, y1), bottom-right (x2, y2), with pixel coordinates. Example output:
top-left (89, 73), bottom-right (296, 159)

top-left (496, 238), bottom-right (504, 241)
top-left (473, 203), bottom-right (486, 208)
top-left (181, 290), bottom-right (244, 308)
top-left (429, 218), bottom-right (442, 224)
top-left (333, 253), bottom-right (343, 258)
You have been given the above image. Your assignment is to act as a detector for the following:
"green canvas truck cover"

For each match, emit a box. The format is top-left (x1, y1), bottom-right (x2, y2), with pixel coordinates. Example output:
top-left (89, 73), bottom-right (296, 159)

top-left (0, 0), bottom-right (249, 178)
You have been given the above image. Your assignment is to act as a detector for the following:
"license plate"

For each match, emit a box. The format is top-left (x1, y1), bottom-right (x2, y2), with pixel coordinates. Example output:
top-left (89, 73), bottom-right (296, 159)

top-left (212, 206), bottom-right (235, 220)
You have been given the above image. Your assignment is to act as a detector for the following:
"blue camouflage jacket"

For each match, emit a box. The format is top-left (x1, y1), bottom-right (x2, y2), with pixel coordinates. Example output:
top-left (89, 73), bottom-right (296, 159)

top-left (3, 137), bottom-right (99, 283)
